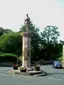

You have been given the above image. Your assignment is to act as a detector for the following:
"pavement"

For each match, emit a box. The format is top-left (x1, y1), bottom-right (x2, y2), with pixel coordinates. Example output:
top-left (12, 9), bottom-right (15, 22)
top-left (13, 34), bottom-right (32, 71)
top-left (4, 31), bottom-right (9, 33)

top-left (0, 65), bottom-right (64, 85)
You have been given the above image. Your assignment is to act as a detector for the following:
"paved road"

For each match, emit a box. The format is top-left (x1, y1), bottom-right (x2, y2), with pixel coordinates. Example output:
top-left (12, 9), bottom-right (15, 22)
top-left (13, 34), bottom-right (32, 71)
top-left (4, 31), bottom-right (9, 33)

top-left (0, 65), bottom-right (64, 85)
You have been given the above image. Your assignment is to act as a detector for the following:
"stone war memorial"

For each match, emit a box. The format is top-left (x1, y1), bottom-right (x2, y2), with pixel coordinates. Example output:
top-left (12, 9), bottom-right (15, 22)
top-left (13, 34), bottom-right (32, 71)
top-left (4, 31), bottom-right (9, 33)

top-left (8, 14), bottom-right (46, 76)
top-left (22, 14), bottom-right (31, 69)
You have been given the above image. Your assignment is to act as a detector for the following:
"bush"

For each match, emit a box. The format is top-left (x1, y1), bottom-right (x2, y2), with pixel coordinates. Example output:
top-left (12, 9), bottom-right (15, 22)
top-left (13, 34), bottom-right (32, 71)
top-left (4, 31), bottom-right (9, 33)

top-left (20, 67), bottom-right (27, 72)
top-left (13, 64), bottom-right (18, 70)
top-left (0, 53), bottom-right (17, 63)
top-left (35, 64), bottom-right (40, 71)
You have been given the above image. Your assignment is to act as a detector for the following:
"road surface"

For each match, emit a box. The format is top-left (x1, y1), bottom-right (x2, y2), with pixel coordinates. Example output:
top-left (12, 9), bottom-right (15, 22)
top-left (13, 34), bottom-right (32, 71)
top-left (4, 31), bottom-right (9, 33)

top-left (0, 65), bottom-right (64, 85)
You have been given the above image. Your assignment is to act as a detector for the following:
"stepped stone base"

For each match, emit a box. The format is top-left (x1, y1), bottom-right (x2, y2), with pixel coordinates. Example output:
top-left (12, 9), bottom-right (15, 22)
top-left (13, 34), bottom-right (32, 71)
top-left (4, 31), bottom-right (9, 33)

top-left (7, 69), bottom-right (46, 76)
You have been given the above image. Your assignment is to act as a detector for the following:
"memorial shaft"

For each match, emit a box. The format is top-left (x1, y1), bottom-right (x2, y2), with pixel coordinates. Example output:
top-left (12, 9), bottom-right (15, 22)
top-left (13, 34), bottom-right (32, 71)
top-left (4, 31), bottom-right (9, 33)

top-left (22, 14), bottom-right (31, 68)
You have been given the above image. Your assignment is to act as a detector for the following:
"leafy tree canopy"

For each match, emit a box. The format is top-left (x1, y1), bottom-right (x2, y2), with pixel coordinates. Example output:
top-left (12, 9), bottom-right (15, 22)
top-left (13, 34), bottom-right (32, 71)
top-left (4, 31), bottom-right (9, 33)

top-left (41, 25), bottom-right (60, 44)
top-left (0, 27), bottom-right (13, 36)
top-left (0, 32), bottom-right (22, 56)
top-left (0, 27), bottom-right (4, 36)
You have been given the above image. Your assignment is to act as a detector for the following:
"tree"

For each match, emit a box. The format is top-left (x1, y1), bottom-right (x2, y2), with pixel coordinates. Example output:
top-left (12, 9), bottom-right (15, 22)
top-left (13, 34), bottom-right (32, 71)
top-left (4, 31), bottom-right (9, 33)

top-left (41, 25), bottom-right (60, 44)
top-left (20, 19), bottom-right (41, 62)
top-left (4, 29), bottom-right (13, 34)
top-left (40, 25), bottom-right (60, 60)
top-left (0, 32), bottom-right (22, 56)
top-left (0, 27), bottom-right (13, 36)
top-left (0, 27), bottom-right (4, 36)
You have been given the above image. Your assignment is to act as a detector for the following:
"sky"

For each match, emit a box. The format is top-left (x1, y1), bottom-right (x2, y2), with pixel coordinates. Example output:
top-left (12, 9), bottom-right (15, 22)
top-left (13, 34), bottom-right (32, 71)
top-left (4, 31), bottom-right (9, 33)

top-left (0, 0), bottom-right (64, 41)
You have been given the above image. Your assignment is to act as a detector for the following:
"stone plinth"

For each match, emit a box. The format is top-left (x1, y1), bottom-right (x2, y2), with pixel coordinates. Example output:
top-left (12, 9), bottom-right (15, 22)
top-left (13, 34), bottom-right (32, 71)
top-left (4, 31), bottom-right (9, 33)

top-left (22, 32), bottom-right (31, 68)
top-left (7, 69), bottom-right (46, 76)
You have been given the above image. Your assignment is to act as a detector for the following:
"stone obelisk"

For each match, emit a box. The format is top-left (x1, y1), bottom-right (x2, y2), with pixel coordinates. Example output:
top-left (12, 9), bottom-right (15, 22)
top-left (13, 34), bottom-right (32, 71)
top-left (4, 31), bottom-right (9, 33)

top-left (22, 14), bottom-right (31, 68)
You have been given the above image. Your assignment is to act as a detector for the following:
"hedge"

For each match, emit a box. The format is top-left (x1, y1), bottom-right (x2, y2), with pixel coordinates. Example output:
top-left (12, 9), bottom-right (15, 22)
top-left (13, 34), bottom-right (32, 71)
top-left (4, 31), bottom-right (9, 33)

top-left (0, 53), bottom-right (17, 62)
